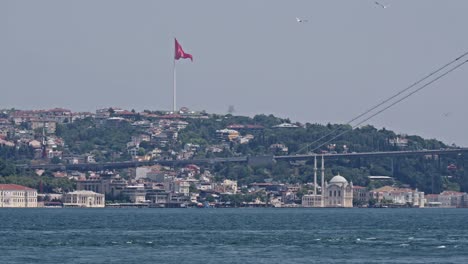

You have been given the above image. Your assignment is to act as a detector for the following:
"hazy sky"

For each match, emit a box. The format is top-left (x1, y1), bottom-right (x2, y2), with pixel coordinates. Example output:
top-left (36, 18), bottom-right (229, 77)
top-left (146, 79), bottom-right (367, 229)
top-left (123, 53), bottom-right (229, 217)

top-left (2, 1), bottom-right (468, 146)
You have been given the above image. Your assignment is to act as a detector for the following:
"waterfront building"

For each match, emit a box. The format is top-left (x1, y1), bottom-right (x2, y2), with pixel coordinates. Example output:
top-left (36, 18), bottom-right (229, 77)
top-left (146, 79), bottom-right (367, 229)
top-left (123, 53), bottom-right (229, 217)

top-left (352, 185), bottom-right (369, 206)
top-left (370, 186), bottom-right (425, 207)
top-left (425, 194), bottom-right (442, 207)
top-left (146, 189), bottom-right (169, 205)
top-left (301, 194), bottom-right (322, 207)
top-left (121, 185), bottom-right (147, 203)
top-left (323, 174), bottom-right (354, 207)
top-left (0, 184), bottom-right (37, 208)
top-left (438, 191), bottom-right (466, 207)
top-left (440, 191), bottom-right (465, 207)
top-left (463, 193), bottom-right (468, 208)
top-left (302, 174), bottom-right (353, 208)
top-left (302, 156), bottom-right (353, 208)
top-left (62, 190), bottom-right (105, 208)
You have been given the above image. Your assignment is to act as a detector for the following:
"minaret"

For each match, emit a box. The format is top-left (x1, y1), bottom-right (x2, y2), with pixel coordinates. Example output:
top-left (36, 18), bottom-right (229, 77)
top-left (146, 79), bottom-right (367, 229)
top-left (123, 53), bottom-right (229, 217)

top-left (41, 122), bottom-right (47, 159)
top-left (314, 155), bottom-right (317, 207)
top-left (321, 155), bottom-right (325, 207)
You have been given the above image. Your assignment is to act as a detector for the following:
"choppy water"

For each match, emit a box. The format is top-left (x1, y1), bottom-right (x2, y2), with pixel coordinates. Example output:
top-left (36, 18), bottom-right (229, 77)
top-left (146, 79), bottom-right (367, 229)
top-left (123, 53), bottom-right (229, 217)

top-left (0, 208), bottom-right (467, 263)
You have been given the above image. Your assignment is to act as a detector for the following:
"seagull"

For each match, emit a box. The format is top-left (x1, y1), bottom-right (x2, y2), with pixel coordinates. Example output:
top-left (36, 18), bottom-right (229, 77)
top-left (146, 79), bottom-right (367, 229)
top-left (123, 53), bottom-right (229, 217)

top-left (375, 1), bottom-right (390, 9)
top-left (296, 17), bottom-right (308, 23)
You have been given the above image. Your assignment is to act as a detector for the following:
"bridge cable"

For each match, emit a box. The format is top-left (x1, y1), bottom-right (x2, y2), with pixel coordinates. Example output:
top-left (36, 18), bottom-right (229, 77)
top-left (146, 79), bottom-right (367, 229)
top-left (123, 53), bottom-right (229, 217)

top-left (309, 59), bottom-right (468, 153)
top-left (295, 51), bottom-right (468, 154)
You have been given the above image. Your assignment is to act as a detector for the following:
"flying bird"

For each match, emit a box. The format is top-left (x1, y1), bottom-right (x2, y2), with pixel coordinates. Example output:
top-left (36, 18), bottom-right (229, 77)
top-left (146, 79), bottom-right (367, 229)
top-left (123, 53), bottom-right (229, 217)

top-left (375, 1), bottom-right (390, 9)
top-left (296, 17), bottom-right (308, 23)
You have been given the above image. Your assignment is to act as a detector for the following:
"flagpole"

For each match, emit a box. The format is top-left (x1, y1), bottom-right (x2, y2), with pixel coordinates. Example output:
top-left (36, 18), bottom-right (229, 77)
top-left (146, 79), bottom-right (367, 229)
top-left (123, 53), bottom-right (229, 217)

top-left (173, 54), bottom-right (176, 113)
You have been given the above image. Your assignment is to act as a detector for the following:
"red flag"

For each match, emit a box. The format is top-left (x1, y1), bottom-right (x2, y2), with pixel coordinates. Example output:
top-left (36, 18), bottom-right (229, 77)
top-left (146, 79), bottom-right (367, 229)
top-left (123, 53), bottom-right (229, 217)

top-left (174, 38), bottom-right (193, 61)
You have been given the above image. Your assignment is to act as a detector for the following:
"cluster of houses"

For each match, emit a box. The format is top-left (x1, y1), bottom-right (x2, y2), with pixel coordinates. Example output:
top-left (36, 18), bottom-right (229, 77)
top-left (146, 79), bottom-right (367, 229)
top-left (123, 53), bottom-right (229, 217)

top-left (0, 107), bottom-right (203, 165)
top-left (0, 108), bottom-right (72, 160)
top-left (1, 107), bottom-right (416, 164)
top-left (4, 168), bottom-right (468, 208)
top-left (0, 107), bottom-right (279, 164)
top-left (1, 107), bottom-right (467, 209)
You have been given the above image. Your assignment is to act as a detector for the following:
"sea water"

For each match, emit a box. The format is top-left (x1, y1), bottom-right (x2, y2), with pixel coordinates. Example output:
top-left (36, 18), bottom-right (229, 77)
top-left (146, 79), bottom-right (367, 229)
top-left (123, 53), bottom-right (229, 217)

top-left (0, 208), bottom-right (467, 263)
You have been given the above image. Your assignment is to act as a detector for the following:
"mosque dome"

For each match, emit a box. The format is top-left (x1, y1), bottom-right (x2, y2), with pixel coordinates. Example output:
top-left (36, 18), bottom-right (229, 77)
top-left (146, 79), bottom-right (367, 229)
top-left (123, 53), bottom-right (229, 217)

top-left (329, 175), bottom-right (348, 184)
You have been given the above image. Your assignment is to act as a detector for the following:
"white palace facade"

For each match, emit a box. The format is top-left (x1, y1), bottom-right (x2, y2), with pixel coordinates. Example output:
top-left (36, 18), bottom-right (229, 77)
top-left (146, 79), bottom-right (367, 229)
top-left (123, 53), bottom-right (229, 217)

top-left (62, 190), bottom-right (105, 208)
top-left (0, 184), bottom-right (38, 208)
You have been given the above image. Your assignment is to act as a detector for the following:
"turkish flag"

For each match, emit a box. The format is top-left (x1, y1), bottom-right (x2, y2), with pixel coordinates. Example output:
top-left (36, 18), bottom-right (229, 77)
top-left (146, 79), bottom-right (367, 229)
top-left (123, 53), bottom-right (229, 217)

top-left (174, 38), bottom-right (193, 61)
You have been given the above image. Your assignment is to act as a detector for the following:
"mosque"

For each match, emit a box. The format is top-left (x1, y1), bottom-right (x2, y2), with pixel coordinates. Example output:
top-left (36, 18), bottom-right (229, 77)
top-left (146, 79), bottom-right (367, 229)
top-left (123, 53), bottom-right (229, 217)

top-left (302, 156), bottom-right (353, 208)
top-left (323, 174), bottom-right (353, 207)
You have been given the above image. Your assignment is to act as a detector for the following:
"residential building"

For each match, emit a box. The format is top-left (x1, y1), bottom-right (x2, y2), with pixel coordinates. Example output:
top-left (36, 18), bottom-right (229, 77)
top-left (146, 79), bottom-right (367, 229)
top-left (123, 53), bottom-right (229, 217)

top-left (221, 179), bottom-right (238, 194)
top-left (272, 123), bottom-right (300, 129)
top-left (438, 191), bottom-right (465, 208)
top-left (269, 143), bottom-right (288, 154)
top-left (425, 194), bottom-right (442, 207)
top-left (173, 180), bottom-right (190, 196)
top-left (31, 120), bottom-right (57, 134)
top-left (389, 136), bottom-right (408, 147)
top-left (370, 186), bottom-right (425, 207)
top-left (216, 129), bottom-right (240, 141)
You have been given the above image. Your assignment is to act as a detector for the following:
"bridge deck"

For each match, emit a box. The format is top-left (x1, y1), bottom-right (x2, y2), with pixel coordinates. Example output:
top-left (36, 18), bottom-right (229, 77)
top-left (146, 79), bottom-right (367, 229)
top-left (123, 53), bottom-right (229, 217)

top-left (17, 148), bottom-right (468, 171)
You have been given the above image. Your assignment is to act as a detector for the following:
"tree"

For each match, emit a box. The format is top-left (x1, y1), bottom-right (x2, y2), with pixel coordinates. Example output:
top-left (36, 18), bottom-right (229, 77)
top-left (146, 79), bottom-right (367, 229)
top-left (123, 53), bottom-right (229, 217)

top-left (0, 159), bottom-right (16, 176)
top-left (51, 156), bottom-right (61, 164)
top-left (189, 183), bottom-right (199, 194)
top-left (205, 195), bottom-right (215, 203)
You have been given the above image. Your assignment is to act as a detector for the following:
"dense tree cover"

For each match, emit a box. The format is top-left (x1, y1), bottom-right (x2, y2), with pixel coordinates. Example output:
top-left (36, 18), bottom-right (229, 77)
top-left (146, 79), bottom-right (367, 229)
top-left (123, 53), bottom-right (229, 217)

top-left (0, 175), bottom-right (75, 193)
top-left (178, 114), bottom-right (465, 194)
top-left (56, 117), bottom-right (139, 161)
top-left (53, 113), bottom-right (465, 193)
top-left (0, 158), bottom-right (16, 176)
top-left (0, 145), bottom-right (34, 162)
top-left (2, 113), bottom-right (465, 194)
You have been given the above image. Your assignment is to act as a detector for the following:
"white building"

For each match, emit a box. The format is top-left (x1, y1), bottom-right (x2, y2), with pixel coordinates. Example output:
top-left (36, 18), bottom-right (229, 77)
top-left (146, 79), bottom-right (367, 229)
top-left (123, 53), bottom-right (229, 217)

top-left (302, 174), bottom-right (353, 208)
top-left (301, 156), bottom-right (352, 208)
top-left (173, 180), bottom-right (190, 196)
top-left (0, 184), bottom-right (37, 208)
top-left (324, 175), bottom-right (353, 208)
top-left (62, 190), bottom-right (105, 208)
top-left (389, 137), bottom-right (408, 147)
top-left (426, 192), bottom-right (468, 208)
top-left (370, 186), bottom-right (425, 208)
top-left (222, 179), bottom-right (238, 194)
top-left (302, 194), bottom-right (322, 207)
